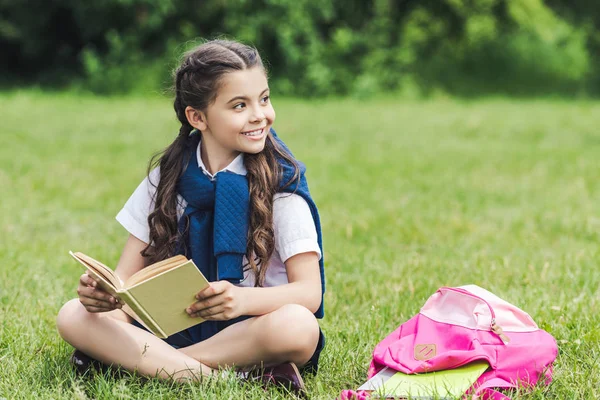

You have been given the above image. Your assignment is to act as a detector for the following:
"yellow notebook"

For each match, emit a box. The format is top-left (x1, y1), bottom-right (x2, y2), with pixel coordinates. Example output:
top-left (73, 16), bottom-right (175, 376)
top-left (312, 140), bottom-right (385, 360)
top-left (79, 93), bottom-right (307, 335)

top-left (358, 361), bottom-right (489, 399)
top-left (69, 251), bottom-right (210, 339)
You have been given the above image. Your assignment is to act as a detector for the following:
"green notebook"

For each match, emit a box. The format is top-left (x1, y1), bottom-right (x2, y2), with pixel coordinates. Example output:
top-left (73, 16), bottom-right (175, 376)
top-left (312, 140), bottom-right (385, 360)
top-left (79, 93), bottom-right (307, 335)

top-left (358, 361), bottom-right (489, 399)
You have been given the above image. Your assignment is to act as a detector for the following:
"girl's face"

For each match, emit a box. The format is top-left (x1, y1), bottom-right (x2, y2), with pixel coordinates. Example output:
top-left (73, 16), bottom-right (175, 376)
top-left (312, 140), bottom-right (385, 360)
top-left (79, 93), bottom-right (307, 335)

top-left (195, 67), bottom-right (275, 166)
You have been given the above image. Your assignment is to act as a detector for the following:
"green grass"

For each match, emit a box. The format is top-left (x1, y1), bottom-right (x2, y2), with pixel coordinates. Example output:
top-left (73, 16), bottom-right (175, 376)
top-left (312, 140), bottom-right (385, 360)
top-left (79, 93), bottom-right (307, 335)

top-left (1, 91), bottom-right (599, 399)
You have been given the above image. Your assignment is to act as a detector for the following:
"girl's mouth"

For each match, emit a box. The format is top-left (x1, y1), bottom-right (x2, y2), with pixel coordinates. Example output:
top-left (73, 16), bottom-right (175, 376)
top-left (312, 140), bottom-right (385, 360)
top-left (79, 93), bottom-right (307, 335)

top-left (241, 128), bottom-right (266, 139)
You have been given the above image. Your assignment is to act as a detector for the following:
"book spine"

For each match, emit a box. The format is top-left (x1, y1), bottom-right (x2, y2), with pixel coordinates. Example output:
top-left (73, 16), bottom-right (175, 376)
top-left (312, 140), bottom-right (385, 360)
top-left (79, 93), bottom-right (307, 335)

top-left (118, 290), bottom-right (167, 339)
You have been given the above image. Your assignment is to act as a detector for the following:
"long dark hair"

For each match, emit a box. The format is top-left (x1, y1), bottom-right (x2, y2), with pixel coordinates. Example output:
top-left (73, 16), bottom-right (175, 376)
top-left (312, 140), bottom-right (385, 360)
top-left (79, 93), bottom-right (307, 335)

top-left (142, 39), bottom-right (299, 286)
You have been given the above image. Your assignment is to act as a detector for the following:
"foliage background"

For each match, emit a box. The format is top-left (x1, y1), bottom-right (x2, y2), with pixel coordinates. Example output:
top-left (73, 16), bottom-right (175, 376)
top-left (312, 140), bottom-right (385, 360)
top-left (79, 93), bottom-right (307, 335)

top-left (2, 0), bottom-right (600, 97)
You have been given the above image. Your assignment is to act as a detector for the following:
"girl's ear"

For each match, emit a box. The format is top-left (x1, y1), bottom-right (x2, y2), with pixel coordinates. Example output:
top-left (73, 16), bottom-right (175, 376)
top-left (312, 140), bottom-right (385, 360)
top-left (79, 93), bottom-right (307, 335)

top-left (185, 106), bottom-right (208, 131)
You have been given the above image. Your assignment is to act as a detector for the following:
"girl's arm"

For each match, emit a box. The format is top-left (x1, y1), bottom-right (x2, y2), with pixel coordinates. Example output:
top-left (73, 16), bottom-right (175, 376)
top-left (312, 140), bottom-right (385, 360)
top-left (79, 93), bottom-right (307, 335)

top-left (241, 251), bottom-right (322, 314)
top-left (114, 234), bottom-right (149, 281)
top-left (188, 251), bottom-right (321, 319)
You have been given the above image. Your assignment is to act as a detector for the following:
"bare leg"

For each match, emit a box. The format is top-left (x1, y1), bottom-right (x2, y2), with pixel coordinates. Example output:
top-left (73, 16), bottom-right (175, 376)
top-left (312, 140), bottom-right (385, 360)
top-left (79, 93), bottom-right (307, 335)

top-left (179, 304), bottom-right (320, 370)
top-left (56, 299), bottom-right (212, 381)
top-left (57, 301), bottom-right (320, 379)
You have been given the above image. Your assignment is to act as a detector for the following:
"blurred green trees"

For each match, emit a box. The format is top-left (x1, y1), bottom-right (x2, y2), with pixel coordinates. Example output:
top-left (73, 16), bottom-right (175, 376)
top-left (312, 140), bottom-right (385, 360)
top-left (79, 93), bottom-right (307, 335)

top-left (1, 0), bottom-right (598, 96)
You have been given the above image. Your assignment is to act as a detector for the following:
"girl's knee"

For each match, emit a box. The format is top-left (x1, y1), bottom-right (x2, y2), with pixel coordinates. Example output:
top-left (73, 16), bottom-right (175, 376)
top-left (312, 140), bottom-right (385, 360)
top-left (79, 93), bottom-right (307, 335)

top-left (263, 304), bottom-right (319, 360)
top-left (56, 298), bottom-right (91, 342)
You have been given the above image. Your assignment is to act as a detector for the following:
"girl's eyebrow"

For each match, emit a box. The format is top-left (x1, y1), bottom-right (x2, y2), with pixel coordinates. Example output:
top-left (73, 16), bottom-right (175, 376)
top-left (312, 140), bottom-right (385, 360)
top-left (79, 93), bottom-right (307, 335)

top-left (226, 88), bottom-right (269, 104)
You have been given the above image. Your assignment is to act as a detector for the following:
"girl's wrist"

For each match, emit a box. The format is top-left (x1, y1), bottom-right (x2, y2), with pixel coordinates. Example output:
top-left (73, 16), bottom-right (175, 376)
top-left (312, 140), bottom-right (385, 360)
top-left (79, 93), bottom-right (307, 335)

top-left (235, 286), bottom-right (251, 317)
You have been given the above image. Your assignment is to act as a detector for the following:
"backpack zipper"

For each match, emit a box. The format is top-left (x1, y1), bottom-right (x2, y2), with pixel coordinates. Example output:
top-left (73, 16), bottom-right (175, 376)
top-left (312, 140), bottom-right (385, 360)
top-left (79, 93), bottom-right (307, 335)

top-left (440, 287), bottom-right (510, 344)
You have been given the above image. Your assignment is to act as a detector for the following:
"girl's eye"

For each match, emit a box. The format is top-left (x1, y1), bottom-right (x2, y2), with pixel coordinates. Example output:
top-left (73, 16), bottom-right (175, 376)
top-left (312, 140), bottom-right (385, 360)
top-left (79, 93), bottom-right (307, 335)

top-left (233, 103), bottom-right (246, 110)
top-left (261, 95), bottom-right (270, 104)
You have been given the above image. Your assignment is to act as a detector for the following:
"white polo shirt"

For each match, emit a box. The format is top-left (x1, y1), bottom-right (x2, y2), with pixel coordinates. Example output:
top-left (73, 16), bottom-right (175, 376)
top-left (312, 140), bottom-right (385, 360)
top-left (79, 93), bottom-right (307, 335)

top-left (116, 140), bottom-right (321, 288)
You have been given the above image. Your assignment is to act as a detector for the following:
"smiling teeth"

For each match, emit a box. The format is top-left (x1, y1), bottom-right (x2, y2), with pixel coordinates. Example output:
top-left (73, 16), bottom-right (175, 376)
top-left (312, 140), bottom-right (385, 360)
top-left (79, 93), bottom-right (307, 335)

top-left (242, 129), bottom-right (263, 136)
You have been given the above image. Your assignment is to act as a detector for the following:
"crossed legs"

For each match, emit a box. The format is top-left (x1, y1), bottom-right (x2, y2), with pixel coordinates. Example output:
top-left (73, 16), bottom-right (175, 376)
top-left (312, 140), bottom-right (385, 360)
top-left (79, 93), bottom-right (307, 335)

top-left (56, 299), bottom-right (320, 381)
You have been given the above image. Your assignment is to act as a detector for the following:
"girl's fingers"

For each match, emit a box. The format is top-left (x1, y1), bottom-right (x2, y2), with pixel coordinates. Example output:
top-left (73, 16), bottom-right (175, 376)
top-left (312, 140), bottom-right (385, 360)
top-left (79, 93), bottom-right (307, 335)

top-left (191, 304), bottom-right (225, 318)
top-left (77, 287), bottom-right (120, 309)
top-left (187, 295), bottom-right (220, 314)
top-left (195, 281), bottom-right (228, 300)
top-left (80, 272), bottom-right (97, 288)
top-left (84, 305), bottom-right (113, 313)
top-left (77, 285), bottom-right (115, 302)
top-left (79, 295), bottom-right (117, 310)
top-left (192, 311), bottom-right (226, 320)
top-left (76, 274), bottom-right (121, 313)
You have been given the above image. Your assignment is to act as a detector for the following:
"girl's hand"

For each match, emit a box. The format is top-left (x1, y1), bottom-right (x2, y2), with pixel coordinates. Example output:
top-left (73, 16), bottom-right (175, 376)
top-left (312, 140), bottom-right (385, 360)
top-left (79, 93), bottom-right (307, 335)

top-left (186, 281), bottom-right (246, 321)
top-left (77, 272), bottom-right (122, 313)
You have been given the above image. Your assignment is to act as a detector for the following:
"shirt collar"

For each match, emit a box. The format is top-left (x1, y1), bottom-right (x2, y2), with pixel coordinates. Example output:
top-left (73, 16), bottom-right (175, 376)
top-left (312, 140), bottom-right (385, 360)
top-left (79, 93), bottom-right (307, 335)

top-left (195, 137), bottom-right (247, 180)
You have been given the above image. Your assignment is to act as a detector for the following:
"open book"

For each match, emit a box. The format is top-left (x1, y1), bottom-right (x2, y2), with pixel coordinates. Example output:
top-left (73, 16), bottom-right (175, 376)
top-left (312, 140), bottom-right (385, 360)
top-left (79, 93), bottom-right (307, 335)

top-left (357, 361), bottom-right (489, 399)
top-left (69, 251), bottom-right (210, 339)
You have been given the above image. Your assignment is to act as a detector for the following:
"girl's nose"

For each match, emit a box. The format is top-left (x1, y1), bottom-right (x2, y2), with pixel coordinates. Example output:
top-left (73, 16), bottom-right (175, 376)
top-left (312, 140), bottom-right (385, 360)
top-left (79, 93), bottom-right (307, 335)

top-left (250, 107), bottom-right (265, 123)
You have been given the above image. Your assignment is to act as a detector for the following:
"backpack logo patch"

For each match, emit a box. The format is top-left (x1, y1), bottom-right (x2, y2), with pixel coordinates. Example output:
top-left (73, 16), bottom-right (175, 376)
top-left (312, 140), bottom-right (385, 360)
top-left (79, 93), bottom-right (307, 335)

top-left (414, 344), bottom-right (437, 360)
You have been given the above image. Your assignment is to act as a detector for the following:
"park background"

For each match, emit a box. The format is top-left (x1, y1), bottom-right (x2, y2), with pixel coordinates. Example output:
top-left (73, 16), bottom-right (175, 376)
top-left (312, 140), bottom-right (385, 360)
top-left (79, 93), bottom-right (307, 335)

top-left (1, 0), bottom-right (599, 398)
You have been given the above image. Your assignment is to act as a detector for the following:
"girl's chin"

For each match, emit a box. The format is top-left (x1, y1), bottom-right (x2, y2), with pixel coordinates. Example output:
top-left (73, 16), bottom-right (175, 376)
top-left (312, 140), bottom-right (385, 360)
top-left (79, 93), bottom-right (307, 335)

top-left (244, 145), bottom-right (266, 155)
top-left (240, 140), bottom-right (267, 154)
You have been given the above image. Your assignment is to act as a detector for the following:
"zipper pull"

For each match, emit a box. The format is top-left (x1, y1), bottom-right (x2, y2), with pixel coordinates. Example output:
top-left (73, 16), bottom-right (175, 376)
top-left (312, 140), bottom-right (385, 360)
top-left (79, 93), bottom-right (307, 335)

top-left (491, 318), bottom-right (510, 344)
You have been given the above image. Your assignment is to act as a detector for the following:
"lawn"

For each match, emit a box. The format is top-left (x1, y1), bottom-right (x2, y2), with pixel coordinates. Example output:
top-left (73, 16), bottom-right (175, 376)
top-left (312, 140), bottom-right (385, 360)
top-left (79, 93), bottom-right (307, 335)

top-left (0, 91), bottom-right (599, 399)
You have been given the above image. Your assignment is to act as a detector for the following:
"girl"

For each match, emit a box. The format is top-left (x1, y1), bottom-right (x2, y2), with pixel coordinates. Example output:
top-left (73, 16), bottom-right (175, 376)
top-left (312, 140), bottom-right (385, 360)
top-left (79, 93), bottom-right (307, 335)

top-left (56, 39), bottom-right (325, 393)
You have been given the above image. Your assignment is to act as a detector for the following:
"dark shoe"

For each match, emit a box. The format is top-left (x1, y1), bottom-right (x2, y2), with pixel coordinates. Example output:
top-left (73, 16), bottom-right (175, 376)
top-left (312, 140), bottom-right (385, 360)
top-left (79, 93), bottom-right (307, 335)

top-left (245, 362), bottom-right (306, 396)
top-left (70, 350), bottom-right (123, 377)
top-left (71, 350), bottom-right (103, 375)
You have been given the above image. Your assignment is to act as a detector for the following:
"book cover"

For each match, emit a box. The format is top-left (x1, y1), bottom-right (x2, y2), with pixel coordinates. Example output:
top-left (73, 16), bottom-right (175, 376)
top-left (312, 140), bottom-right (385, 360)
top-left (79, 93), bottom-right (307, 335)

top-left (126, 259), bottom-right (209, 338)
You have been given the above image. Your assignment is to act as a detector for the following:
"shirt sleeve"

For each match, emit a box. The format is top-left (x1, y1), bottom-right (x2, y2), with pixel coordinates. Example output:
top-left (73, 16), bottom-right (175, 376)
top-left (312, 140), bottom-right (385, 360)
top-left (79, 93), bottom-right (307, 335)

top-left (115, 168), bottom-right (160, 244)
top-left (273, 193), bottom-right (322, 263)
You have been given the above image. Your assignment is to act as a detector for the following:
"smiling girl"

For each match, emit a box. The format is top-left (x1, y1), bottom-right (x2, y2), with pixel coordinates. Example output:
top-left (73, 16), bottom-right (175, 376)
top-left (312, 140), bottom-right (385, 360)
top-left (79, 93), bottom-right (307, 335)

top-left (56, 40), bottom-right (325, 393)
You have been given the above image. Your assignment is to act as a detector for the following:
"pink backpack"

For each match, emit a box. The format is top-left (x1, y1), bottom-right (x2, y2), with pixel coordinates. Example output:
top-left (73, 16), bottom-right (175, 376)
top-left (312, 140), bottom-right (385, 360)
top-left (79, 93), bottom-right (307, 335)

top-left (342, 285), bottom-right (557, 400)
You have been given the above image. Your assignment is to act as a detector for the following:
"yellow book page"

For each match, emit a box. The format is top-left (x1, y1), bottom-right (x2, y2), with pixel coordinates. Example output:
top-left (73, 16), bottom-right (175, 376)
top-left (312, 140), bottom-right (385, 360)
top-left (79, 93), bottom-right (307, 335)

top-left (125, 255), bottom-right (188, 287)
top-left (69, 251), bottom-right (123, 292)
top-left (126, 260), bottom-right (210, 337)
top-left (381, 361), bottom-right (489, 399)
